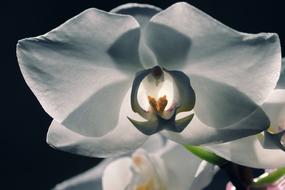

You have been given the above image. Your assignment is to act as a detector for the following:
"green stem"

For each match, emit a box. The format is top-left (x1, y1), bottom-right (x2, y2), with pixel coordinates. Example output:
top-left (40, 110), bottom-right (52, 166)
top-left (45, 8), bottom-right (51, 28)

top-left (183, 144), bottom-right (228, 166)
top-left (252, 167), bottom-right (285, 187)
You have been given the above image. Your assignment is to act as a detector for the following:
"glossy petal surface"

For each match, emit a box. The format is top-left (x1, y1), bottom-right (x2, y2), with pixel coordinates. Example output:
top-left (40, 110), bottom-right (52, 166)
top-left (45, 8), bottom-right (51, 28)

top-left (52, 159), bottom-right (112, 190)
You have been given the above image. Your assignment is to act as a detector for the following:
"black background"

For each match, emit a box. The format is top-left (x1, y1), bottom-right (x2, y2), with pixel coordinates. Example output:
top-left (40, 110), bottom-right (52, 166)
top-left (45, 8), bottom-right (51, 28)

top-left (2, 0), bottom-right (285, 189)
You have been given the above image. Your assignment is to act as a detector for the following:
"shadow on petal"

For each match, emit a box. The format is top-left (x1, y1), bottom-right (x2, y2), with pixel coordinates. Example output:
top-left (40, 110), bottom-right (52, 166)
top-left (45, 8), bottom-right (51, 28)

top-left (108, 28), bottom-right (143, 72)
top-left (190, 74), bottom-right (261, 129)
top-left (163, 105), bottom-right (269, 146)
top-left (144, 23), bottom-right (192, 68)
top-left (62, 80), bottom-right (131, 137)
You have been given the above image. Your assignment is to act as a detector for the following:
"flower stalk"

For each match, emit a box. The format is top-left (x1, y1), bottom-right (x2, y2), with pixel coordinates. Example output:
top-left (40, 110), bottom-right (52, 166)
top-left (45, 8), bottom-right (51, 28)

top-left (252, 167), bottom-right (285, 187)
top-left (183, 145), bottom-right (285, 190)
top-left (184, 145), bottom-right (254, 189)
top-left (184, 145), bottom-right (250, 189)
top-left (184, 144), bottom-right (228, 166)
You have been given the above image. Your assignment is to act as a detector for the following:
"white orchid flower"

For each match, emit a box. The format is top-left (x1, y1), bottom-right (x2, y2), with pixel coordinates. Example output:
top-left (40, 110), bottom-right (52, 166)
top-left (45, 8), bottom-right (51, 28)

top-left (52, 136), bottom-right (216, 190)
top-left (17, 2), bottom-right (281, 157)
top-left (207, 58), bottom-right (285, 169)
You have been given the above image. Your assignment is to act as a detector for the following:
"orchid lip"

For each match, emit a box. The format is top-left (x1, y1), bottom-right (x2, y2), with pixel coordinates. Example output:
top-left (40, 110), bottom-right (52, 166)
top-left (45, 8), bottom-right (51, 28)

top-left (259, 129), bottom-right (285, 151)
top-left (129, 66), bottom-right (196, 135)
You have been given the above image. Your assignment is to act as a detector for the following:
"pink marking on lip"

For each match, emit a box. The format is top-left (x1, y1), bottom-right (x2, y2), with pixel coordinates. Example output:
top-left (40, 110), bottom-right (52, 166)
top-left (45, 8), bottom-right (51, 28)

top-left (167, 102), bottom-right (177, 112)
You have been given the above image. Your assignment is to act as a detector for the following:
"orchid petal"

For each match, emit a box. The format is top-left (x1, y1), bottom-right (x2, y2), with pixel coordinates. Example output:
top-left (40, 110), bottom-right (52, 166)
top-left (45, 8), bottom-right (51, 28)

top-left (47, 119), bottom-right (147, 157)
top-left (262, 90), bottom-right (285, 132)
top-left (128, 112), bottom-right (194, 135)
top-left (146, 2), bottom-right (280, 105)
top-left (207, 134), bottom-right (285, 169)
top-left (165, 70), bottom-right (195, 113)
top-left (52, 159), bottom-right (113, 190)
top-left (53, 140), bottom-right (216, 190)
top-left (111, 3), bottom-right (161, 68)
top-left (47, 88), bottom-right (148, 157)
top-left (205, 90), bottom-right (285, 169)
top-left (190, 162), bottom-right (219, 190)
top-left (261, 89), bottom-right (285, 150)
top-left (143, 2), bottom-right (280, 132)
top-left (110, 3), bottom-right (161, 27)
top-left (155, 142), bottom-right (216, 190)
top-left (173, 113), bottom-right (194, 132)
top-left (130, 68), bottom-right (153, 119)
top-left (127, 117), bottom-right (161, 136)
top-left (276, 58), bottom-right (285, 89)
top-left (139, 134), bottom-right (166, 153)
top-left (102, 157), bottom-right (133, 190)
top-left (17, 8), bottom-right (143, 137)
top-left (190, 74), bottom-right (266, 129)
top-left (51, 135), bottom-right (164, 190)
top-left (162, 106), bottom-right (269, 145)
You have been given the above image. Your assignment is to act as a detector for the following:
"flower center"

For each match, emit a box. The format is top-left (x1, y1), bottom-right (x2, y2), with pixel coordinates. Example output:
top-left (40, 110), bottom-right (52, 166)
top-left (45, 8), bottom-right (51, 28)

top-left (148, 95), bottom-right (168, 113)
top-left (151, 66), bottom-right (163, 82)
top-left (129, 66), bottom-right (196, 135)
top-left (137, 67), bottom-right (177, 114)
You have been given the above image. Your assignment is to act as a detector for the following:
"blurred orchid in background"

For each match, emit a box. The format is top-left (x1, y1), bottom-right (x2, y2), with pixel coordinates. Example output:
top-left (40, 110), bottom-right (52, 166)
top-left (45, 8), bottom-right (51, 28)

top-left (17, 2), bottom-right (281, 158)
top-left (52, 136), bottom-right (216, 190)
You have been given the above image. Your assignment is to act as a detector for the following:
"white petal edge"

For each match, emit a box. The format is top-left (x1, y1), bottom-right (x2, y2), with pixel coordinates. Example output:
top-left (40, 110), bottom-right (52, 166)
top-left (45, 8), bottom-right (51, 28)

top-left (47, 120), bottom-right (146, 157)
top-left (111, 3), bottom-right (162, 68)
top-left (189, 74), bottom-right (264, 129)
top-left (277, 58), bottom-right (285, 89)
top-left (262, 89), bottom-right (285, 131)
top-left (205, 89), bottom-right (285, 168)
top-left (52, 159), bottom-right (113, 190)
top-left (46, 88), bottom-right (148, 157)
top-left (190, 161), bottom-right (219, 190)
top-left (161, 106), bottom-right (269, 145)
top-left (51, 135), bottom-right (166, 190)
top-left (206, 135), bottom-right (285, 169)
top-left (17, 8), bottom-right (143, 137)
top-left (110, 3), bottom-right (161, 27)
top-left (153, 141), bottom-right (216, 190)
top-left (102, 157), bottom-right (133, 190)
